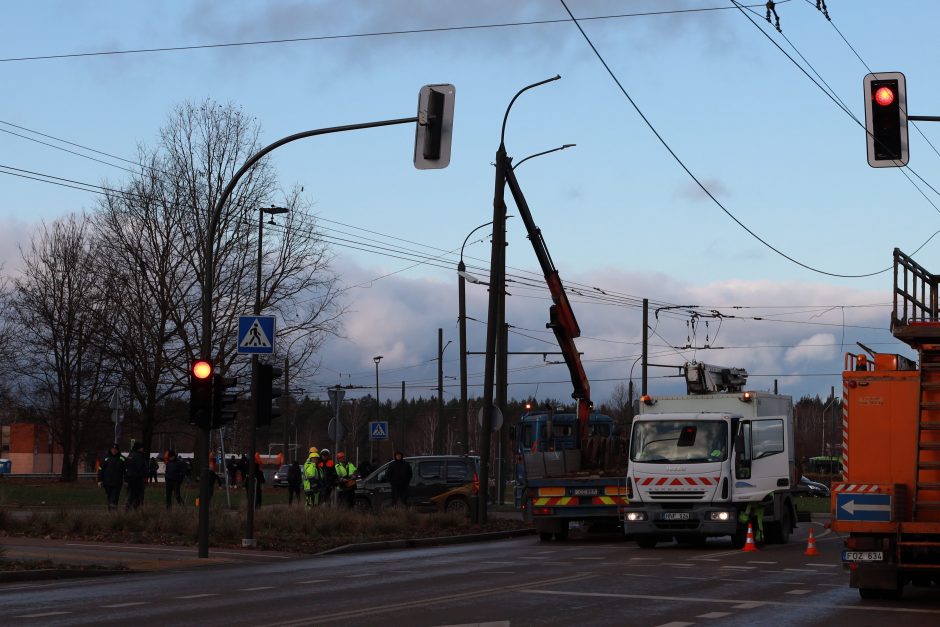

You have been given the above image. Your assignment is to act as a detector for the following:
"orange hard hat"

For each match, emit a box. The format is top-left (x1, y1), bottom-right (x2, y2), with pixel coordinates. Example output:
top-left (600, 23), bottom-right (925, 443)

top-left (337, 451), bottom-right (346, 461)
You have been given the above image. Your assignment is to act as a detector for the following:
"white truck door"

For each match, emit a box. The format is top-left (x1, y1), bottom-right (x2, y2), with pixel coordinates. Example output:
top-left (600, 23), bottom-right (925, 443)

top-left (732, 418), bottom-right (789, 502)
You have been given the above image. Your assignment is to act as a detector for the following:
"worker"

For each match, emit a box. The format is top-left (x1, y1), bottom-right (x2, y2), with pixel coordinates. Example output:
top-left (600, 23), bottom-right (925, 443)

top-left (335, 452), bottom-right (358, 508)
top-left (739, 502), bottom-right (765, 544)
top-left (303, 448), bottom-right (322, 507)
top-left (98, 443), bottom-right (126, 511)
top-left (287, 459), bottom-right (302, 506)
top-left (164, 450), bottom-right (187, 509)
top-left (124, 441), bottom-right (149, 510)
top-left (387, 451), bottom-right (413, 507)
top-left (318, 449), bottom-right (338, 504)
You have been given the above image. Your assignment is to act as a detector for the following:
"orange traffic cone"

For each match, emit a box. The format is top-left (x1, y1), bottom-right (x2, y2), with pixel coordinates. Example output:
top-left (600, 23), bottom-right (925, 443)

top-left (804, 527), bottom-right (819, 557)
top-left (742, 522), bottom-right (758, 552)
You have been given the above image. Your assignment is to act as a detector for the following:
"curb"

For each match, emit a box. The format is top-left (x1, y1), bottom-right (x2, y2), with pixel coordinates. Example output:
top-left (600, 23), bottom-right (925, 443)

top-left (316, 528), bottom-right (537, 556)
top-left (0, 568), bottom-right (127, 584)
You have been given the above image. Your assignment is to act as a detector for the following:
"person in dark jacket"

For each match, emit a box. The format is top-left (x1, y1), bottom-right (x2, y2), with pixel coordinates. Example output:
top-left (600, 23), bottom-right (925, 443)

top-left (124, 442), bottom-right (148, 510)
top-left (148, 456), bottom-right (159, 484)
top-left (164, 450), bottom-right (187, 509)
top-left (97, 444), bottom-right (126, 510)
top-left (286, 460), bottom-right (302, 506)
top-left (245, 464), bottom-right (265, 509)
top-left (387, 451), bottom-right (412, 507)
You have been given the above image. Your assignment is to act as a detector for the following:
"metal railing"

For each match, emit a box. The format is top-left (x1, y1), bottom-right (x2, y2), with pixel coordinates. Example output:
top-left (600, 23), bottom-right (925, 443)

top-left (893, 248), bottom-right (940, 327)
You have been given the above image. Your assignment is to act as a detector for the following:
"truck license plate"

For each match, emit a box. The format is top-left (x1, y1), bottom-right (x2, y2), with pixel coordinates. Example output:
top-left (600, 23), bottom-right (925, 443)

top-left (572, 488), bottom-right (598, 496)
top-left (842, 551), bottom-right (883, 562)
top-left (662, 512), bottom-right (691, 521)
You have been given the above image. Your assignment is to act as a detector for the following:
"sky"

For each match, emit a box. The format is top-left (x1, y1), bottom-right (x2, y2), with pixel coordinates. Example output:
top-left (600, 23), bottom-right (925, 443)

top-left (2, 0), bottom-right (939, 409)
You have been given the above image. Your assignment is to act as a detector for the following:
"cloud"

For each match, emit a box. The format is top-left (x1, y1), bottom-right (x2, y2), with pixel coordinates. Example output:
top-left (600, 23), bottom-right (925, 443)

top-left (784, 333), bottom-right (839, 365)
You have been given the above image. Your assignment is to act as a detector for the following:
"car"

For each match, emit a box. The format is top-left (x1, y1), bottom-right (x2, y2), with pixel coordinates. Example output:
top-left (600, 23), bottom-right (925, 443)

top-left (797, 475), bottom-right (830, 498)
top-left (272, 464), bottom-right (290, 488)
top-left (354, 455), bottom-right (480, 516)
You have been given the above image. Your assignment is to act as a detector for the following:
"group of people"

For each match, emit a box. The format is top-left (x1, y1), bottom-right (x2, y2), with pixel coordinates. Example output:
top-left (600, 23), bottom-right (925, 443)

top-left (295, 447), bottom-right (359, 507)
top-left (96, 442), bottom-right (152, 511)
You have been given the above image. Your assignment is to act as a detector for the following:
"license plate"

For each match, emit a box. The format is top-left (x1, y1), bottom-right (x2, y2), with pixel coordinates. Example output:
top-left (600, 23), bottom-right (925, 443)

top-left (842, 551), bottom-right (883, 562)
top-left (572, 488), bottom-right (598, 496)
top-left (662, 512), bottom-right (691, 521)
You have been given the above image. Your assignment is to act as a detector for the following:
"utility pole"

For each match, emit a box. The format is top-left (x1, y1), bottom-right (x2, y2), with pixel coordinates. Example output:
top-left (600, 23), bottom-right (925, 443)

top-left (436, 328), bottom-right (445, 454)
top-left (642, 298), bottom-right (649, 396)
top-left (284, 357), bottom-right (290, 460)
top-left (400, 381), bottom-right (406, 454)
top-left (497, 322), bottom-right (509, 505)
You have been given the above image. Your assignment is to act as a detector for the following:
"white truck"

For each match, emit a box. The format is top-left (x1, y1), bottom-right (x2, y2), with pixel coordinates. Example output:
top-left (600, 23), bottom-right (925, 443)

top-left (622, 363), bottom-right (799, 548)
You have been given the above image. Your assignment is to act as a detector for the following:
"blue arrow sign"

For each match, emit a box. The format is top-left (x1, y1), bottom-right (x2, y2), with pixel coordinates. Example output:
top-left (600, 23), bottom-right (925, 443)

top-left (369, 421), bottom-right (389, 441)
top-left (836, 492), bottom-right (892, 522)
top-left (237, 316), bottom-right (275, 354)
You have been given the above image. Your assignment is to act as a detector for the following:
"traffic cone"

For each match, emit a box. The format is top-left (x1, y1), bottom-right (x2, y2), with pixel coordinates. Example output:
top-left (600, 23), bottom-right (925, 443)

top-left (742, 522), bottom-right (758, 552)
top-left (804, 527), bottom-right (819, 557)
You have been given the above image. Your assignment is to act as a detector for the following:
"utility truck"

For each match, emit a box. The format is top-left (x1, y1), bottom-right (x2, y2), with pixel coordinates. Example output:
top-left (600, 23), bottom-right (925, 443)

top-left (831, 248), bottom-right (940, 598)
top-left (622, 362), bottom-right (798, 548)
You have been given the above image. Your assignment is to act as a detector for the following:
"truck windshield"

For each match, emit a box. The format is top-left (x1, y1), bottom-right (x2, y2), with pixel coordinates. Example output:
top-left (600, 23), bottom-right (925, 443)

top-left (631, 420), bottom-right (727, 463)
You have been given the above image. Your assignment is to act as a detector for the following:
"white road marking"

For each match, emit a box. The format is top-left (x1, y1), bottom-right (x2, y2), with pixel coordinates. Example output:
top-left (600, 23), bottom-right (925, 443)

top-left (786, 589), bottom-right (812, 595)
top-left (175, 593), bottom-right (218, 599)
top-left (101, 602), bottom-right (149, 608)
top-left (16, 611), bottom-right (71, 618)
top-left (388, 570), bottom-right (416, 574)
top-left (785, 568), bottom-right (818, 573)
top-left (747, 560), bottom-right (777, 564)
top-left (296, 579), bottom-right (327, 584)
top-left (698, 612), bottom-right (732, 619)
top-left (241, 586), bottom-right (275, 591)
top-left (733, 602), bottom-right (766, 609)
top-left (807, 563), bottom-right (838, 568)
top-left (721, 578), bottom-right (750, 583)
top-left (688, 557), bottom-right (720, 562)
top-left (518, 556), bottom-right (550, 560)
top-left (818, 583), bottom-right (844, 587)
top-left (345, 573), bottom-right (374, 578)
top-left (654, 622), bottom-right (694, 627)
top-left (720, 565), bottom-right (756, 570)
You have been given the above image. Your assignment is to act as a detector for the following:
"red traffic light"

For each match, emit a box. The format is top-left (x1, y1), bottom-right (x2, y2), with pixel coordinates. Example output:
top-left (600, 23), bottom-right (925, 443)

top-left (874, 86), bottom-right (895, 107)
top-left (192, 360), bottom-right (213, 379)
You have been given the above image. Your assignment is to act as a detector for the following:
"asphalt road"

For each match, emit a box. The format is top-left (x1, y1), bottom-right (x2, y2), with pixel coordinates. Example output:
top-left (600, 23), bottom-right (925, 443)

top-left (2, 523), bottom-right (940, 626)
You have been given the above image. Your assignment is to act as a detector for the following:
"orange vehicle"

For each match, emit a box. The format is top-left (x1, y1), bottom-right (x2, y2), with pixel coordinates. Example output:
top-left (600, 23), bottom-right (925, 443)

top-left (832, 248), bottom-right (940, 598)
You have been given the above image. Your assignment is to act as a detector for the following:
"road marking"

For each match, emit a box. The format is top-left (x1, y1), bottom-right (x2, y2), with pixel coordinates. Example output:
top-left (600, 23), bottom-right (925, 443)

top-left (574, 557), bottom-right (605, 560)
top-left (630, 557), bottom-right (662, 561)
top-left (663, 563), bottom-right (693, 567)
top-left (786, 589), bottom-right (812, 595)
top-left (654, 622), bottom-right (693, 627)
top-left (785, 568), bottom-right (818, 573)
top-left (733, 602), bottom-right (766, 609)
top-left (175, 593), bottom-right (218, 599)
top-left (747, 560), bottom-right (777, 564)
top-left (806, 563), bottom-right (838, 568)
top-left (675, 576), bottom-right (709, 580)
top-left (241, 586), bottom-right (275, 591)
top-left (345, 573), bottom-right (374, 578)
top-left (720, 565), bottom-right (756, 570)
top-left (688, 557), bottom-right (720, 562)
top-left (296, 579), bottom-right (327, 584)
top-left (16, 611), bottom-right (71, 618)
top-left (698, 612), bottom-right (732, 619)
top-left (101, 602), bottom-right (149, 608)
top-left (818, 583), bottom-right (844, 587)
top-left (721, 579), bottom-right (750, 583)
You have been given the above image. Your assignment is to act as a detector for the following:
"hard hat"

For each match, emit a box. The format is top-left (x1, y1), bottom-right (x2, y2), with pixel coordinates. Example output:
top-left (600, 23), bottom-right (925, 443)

top-left (309, 447), bottom-right (319, 454)
top-left (320, 448), bottom-right (331, 456)
top-left (336, 451), bottom-right (346, 461)
top-left (310, 452), bottom-right (320, 458)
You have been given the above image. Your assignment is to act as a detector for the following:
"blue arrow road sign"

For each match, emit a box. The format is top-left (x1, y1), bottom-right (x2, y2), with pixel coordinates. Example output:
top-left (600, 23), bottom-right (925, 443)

top-left (836, 492), bottom-right (892, 522)
top-left (237, 316), bottom-right (275, 354)
top-left (369, 421), bottom-right (389, 441)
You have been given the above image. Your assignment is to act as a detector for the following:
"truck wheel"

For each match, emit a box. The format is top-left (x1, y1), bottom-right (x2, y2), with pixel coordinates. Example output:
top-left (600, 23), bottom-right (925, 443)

top-left (766, 511), bottom-right (792, 545)
top-left (539, 532), bottom-right (554, 542)
top-left (444, 496), bottom-right (470, 516)
top-left (636, 535), bottom-right (658, 549)
top-left (554, 526), bottom-right (569, 541)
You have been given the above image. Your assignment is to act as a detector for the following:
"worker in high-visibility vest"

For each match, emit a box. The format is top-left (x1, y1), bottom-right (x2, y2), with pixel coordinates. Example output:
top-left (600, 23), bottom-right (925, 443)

top-left (335, 452), bottom-right (358, 508)
top-left (302, 448), bottom-right (322, 507)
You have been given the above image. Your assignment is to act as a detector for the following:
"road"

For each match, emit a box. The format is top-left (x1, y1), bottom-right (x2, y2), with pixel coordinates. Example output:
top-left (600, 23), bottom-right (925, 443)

top-left (2, 523), bottom-right (939, 626)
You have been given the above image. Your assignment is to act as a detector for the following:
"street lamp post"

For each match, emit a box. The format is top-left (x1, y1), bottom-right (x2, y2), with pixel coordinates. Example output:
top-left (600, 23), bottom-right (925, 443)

top-left (373, 355), bottom-right (383, 460)
top-left (436, 330), bottom-right (452, 454)
top-left (459, 221), bottom-right (495, 456)
top-left (245, 205), bottom-right (288, 546)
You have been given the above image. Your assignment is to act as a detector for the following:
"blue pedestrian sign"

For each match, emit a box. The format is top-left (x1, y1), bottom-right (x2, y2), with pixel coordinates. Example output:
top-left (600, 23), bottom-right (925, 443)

top-left (237, 316), bottom-right (275, 354)
top-left (369, 421), bottom-right (389, 441)
top-left (836, 492), bottom-right (892, 522)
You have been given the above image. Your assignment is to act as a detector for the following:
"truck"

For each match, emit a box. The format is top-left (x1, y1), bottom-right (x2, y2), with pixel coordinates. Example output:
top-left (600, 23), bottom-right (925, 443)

top-left (831, 248), bottom-right (940, 598)
top-left (513, 408), bottom-right (629, 541)
top-left (503, 154), bottom-right (629, 541)
top-left (622, 362), bottom-right (799, 548)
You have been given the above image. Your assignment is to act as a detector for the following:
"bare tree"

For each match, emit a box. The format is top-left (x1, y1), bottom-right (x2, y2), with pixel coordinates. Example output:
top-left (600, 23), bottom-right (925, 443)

top-left (12, 215), bottom-right (115, 480)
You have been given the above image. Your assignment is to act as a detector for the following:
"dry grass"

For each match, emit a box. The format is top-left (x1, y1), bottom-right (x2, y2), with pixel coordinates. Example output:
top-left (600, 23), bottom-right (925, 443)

top-left (0, 504), bottom-right (528, 554)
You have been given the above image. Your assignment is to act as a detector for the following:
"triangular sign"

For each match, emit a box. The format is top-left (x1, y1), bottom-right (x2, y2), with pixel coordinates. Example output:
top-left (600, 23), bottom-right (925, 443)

top-left (240, 319), bottom-right (272, 348)
top-left (371, 423), bottom-right (387, 437)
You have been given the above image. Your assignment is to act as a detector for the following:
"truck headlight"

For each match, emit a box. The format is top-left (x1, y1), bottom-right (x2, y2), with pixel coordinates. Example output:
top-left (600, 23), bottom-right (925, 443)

top-left (708, 511), bottom-right (733, 521)
top-left (625, 512), bottom-right (647, 522)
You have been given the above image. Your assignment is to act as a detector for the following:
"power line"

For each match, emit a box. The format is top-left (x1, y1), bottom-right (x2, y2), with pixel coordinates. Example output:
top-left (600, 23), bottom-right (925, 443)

top-left (0, 2), bottom-right (784, 64)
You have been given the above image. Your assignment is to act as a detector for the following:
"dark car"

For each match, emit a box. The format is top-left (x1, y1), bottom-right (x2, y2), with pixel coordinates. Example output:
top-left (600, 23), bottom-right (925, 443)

top-left (355, 455), bottom-right (479, 516)
top-left (797, 475), bottom-right (830, 498)
top-left (272, 464), bottom-right (290, 488)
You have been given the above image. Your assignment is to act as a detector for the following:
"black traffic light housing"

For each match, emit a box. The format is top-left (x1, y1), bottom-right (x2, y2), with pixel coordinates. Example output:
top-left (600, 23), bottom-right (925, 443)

top-left (864, 72), bottom-right (909, 168)
top-left (213, 374), bottom-right (238, 428)
top-left (414, 84), bottom-right (456, 170)
top-left (257, 363), bottom-right (283, 426)
top-left (190, 359), bottom-right (214, 430)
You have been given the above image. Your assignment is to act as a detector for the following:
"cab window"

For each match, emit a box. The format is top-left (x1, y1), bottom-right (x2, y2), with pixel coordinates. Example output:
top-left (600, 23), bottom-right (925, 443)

top-left (418, 460), bottom-right (443, 480)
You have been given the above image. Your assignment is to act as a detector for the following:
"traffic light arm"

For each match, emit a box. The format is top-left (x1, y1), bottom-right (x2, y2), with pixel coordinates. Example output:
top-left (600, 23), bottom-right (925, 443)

top-left (908, 116), bottom-right (940, 122)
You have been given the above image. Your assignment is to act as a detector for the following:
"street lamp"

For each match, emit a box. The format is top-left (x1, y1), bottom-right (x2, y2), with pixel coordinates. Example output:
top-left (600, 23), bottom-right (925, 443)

top-left (373, 356), bottom-right (383, 461)
top-left (246, 204), bottom-right (288, 546)
top-left (457, 224), bottom-right (491, 457)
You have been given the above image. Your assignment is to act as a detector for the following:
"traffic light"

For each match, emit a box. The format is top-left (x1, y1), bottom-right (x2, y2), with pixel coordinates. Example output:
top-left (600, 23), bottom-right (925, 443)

top-left (213, 374), bottom-right (238, 428)
top-left (864, 72), bottom-right (908, 167)
top-left (414, 84), bottom-right (456, 170)
top-left (257, 363), bottom-right (283, 426)
top-left (190, 359), bottom-right (214, 430)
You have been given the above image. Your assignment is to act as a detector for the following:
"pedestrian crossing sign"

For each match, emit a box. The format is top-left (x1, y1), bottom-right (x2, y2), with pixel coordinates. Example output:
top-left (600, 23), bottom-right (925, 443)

top-left (369, 421), bottom-right (389, 441)
top-left (237, 316), bottom-right (276, 354)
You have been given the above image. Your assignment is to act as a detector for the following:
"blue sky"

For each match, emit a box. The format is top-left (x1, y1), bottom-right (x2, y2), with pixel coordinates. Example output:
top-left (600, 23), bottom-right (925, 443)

top-left (2, 1), bottom-right (938, 407)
